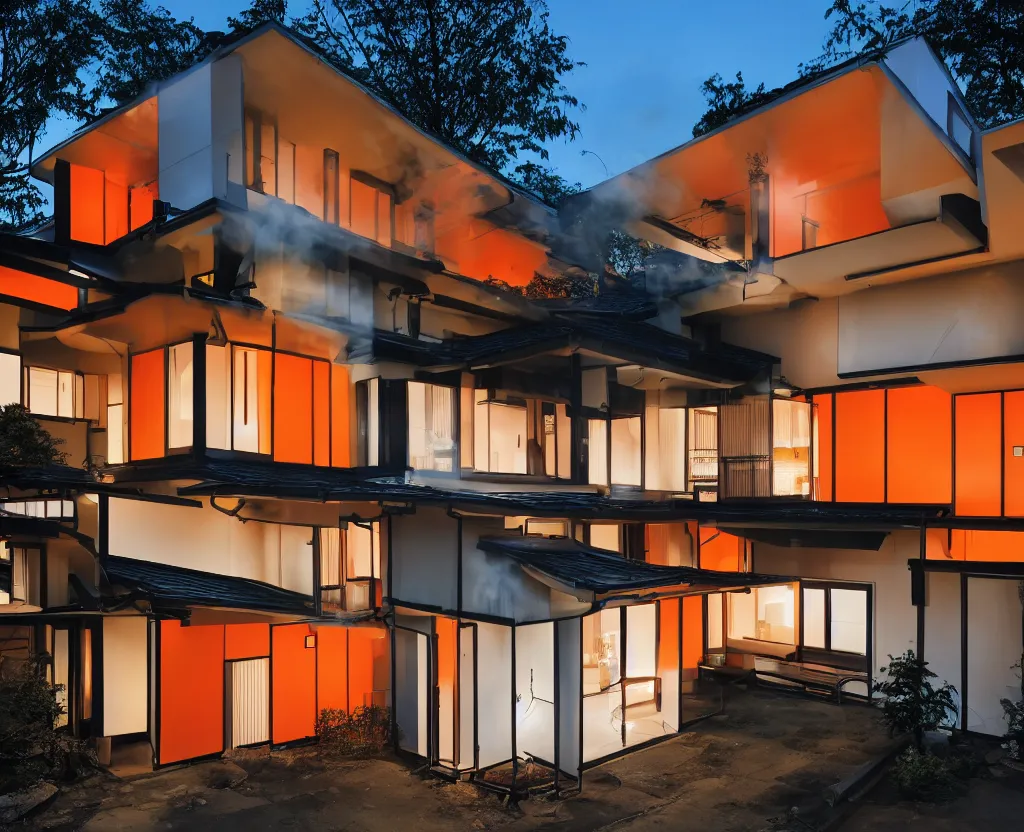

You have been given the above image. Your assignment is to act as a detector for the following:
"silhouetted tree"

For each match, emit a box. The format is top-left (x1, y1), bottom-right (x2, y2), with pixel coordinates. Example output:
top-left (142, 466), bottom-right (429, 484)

top-left (0, 0), bottom-right (101, 229)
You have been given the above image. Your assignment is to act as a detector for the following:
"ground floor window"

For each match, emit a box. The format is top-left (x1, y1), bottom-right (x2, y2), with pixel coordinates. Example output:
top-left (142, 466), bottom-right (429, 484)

top-left (801, 582), bottom-right (869, 657)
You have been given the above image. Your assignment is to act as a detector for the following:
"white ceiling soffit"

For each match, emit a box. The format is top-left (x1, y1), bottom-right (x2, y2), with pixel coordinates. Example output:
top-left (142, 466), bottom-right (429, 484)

top-left (772, 211), bottom-right (984, 297)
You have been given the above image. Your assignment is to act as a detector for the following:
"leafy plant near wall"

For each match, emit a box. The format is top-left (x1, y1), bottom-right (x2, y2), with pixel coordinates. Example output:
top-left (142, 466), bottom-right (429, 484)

top-left (0, 656), bottom-right (94, 794)
top-left (890, 746), bottom-right (968, 802)
top-left (1000, 656), bottom-right (1024, 761)
top-left (874, 650), bottom-right (958, 750)
top-left (316, 705), bottom-right (391, 758)
top-left (0, 405), bottom-right (69, 468)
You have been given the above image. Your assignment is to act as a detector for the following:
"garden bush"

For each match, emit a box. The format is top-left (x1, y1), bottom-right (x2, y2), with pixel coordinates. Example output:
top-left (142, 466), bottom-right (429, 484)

top-left (315, 705), bottom-right (391, 758)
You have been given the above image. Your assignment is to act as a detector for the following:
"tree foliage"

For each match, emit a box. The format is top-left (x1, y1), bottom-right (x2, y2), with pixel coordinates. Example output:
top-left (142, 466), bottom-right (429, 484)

top-left (0, 405), bottom-right (68, 468)
top-left (692, 72), bottom-right (773, 138)
top-left (0, 655), bottom-right (94, 793)
top-left (694, 0), bottom-right (1024, 135)
top-left (294, 0), bottom-right (582, 181)
top-left (0, 0), bottom-right (101, 230)
top-left (874, 649), bottom-right (958, 749)
top-left (93, 0), bottom-right (216, 106)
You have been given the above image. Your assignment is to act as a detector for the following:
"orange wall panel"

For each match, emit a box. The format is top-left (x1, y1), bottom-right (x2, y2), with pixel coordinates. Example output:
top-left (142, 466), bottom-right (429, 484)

top-left (886, 386), bottom-right (952, 504)
top-left (271, 624), bottom-right (317, 744)
top-left (951, 530), bottom-right (1024, 562)
top-left (225, 623), bottom-right (269, 660)
top-left (130, 182), bottom-right (158, 230)
top-left (699, 528), bottom-right (742, 572)
top-left (316, 626), bottom-right (349, 713)
top-left (159, 621), bottom-right (224, 765)
top-left (130, 349), bottom-right (165, 460)
top-left (814, 394), bottom-right (833, 501)
top-left (273, 353), bottom-right (313, 464)
top-left (954, 393), bottom-right (1002, 516)
top-left (104, 178), bottom-right (128, 243)
top-left (331, 364), bottom-right (351, 467)
top-left (658, 598), bottom-right (680, 672)
top-left (348, 628), bottom-right (379, 710)
top-left (682, 596), bottom-right (703, 672)
top-left (1005, 392), bottom-right (1024, 517)
top-left (70, 164), bottom-right (104, 244)
top-left (835, 390), bottom-right (885, 502)
top-left (0, 266), bottom-right (78, 310)
top-left (313, 361), bottom-right (330, 467)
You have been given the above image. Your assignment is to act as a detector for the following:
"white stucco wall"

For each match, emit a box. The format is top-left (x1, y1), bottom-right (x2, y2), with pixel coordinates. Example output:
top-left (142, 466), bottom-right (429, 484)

top-left (107, 497), bottom-right (313, 594)
top-left (753, 531), bottom-right (920, 673)
top-left (103, 616), bottom-right (149, 737)
top-left (390, 507), bottom-right (458, 611)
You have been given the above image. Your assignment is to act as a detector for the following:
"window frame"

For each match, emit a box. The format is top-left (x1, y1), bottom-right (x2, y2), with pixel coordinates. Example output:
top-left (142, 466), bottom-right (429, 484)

top-left (799, 579), bottom-right (872, 671)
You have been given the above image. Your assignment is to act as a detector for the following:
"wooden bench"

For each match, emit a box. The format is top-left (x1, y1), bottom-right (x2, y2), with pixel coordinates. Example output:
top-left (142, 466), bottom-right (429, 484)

top-left (753, 658), bottom-right (869, 704)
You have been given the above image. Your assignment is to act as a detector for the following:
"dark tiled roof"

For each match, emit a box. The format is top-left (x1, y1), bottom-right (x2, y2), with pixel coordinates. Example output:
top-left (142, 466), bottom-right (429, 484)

top-left (104, 555), bottom-right (315, 616)
top-left (476, 535), bottom-right (790, 593)
top-left (375, 317), bottom-right (776, 383)
top-left (535, 291), bottom-right (660, 319)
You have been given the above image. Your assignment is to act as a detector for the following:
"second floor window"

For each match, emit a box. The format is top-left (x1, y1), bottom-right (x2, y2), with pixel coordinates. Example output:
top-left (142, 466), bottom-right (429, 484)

top-left (407, 381), bottom-right (455, 472)
top-left (350, 174), bottom-right (394, 247)
top-left (319, 523), bottom-right (381, 613)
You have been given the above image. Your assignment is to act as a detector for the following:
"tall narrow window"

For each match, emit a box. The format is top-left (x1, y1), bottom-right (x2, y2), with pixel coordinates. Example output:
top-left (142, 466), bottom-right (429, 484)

top-left (588, 419), bottom-right (608, 486)
top-left (324, 150), bottom-right (340, 224)
top-left (772, 398), bottom-right (811, 496)
top-left (610, 416), bottom-right (642, 486)
top-left (232, 347), bottom-right (271, 454)
top-left (356, 378), bottom-right (379, 466)
top-left (350, 175), bottom-right (394, 245)
top-left (688, 407), bottom-right (718, 489)
top-left (259, 120), bottom-right (277, 196)
top-left (407, 382), bottom-right (455, 472)
top-left (107, 372), bottom-right (124, 464)
top-left (0, 353), bottom-right (20, 406)
top-left (167, 343), bottom-right (194, 449)
top-left (277, 138), bottom-right (295, 204)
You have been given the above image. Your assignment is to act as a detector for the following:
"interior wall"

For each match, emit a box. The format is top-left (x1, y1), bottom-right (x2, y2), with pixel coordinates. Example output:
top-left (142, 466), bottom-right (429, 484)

top-left (515, 622), bottom-right (554, 763)
top-left (391, 507), bottom-right (458, 611)
top-left (102, 616), bottom-right (148, 737)
top-left (475, 622), bottom-right (512, 768)
top-left (107, 497), bottom-right (313, 594)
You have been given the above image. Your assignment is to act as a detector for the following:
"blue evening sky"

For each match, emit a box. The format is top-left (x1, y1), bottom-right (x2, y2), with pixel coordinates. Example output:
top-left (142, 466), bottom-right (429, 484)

top-left (41, 1), bottom-right (834, 191)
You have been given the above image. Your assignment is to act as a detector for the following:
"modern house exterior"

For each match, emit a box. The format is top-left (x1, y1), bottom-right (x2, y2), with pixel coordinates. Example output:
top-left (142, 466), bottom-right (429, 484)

top-left (1, 24), bottom-right (1022, 795)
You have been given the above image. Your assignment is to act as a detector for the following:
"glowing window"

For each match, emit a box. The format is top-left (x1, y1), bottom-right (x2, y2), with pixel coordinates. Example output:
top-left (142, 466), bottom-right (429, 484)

top-left (407, 382), bottom-right (455, 472)
top-left (167, 343), bottom-right (193, 449)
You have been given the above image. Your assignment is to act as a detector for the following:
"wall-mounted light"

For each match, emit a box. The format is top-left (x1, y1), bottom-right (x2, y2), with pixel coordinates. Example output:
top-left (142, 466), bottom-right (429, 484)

top-left (305, 634), bottom-right (316, 649)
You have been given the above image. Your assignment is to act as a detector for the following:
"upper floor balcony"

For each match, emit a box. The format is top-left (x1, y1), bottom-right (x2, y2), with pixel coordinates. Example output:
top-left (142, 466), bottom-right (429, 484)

top-left (30, 24), bottom-right (555, 297)
top-left (570, 38), bottom-right (985, 317)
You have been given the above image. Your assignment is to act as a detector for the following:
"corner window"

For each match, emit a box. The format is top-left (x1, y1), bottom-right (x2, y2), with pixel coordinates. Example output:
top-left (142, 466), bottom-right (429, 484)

top-left (0, 352), bottom-right (20, 406)
top-left (319, 523), bottom-right (381, 613)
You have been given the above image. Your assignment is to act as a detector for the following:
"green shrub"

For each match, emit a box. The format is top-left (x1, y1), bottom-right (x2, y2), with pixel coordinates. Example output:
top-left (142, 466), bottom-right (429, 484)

top-left (315, 705), bottom-right (391, 758)
top-left (0, 656), bottom-right (94, 794)
top-left (0, 404), bottom-right (68, 467)
top-left (890, 747), bottom-right (966, 802)
top-left (874, 650), bottom-right (957, 749)
top-left (1000, 696), bottom-right (1024, 760)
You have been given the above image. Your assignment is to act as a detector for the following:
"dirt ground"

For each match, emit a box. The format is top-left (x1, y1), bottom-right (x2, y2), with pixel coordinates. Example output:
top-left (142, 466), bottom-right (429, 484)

top-left (12, 687), bottom-right (1024, 832)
